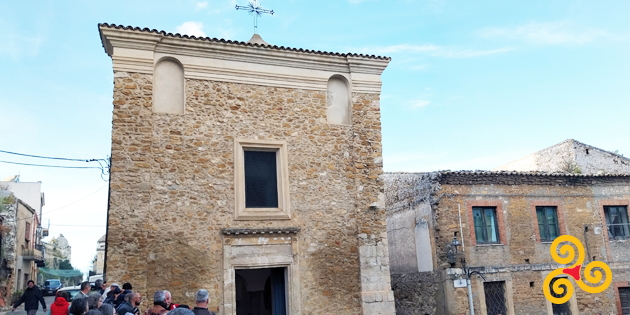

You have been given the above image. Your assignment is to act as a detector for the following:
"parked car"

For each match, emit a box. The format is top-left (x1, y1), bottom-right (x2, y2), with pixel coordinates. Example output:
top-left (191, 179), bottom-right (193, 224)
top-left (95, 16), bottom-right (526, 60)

top-left (57, 285), bottom-right (82, 301)
top-left (43, 279), bottom-right (62, 296)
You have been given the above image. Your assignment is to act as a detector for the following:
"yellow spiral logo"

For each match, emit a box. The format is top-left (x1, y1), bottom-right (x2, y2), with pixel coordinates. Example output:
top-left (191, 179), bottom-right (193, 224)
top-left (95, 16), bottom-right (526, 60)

top-left (543, 235), bottom-right (612, 304)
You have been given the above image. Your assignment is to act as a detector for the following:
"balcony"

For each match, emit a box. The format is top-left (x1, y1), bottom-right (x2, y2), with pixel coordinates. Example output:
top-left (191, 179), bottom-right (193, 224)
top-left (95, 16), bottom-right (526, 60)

top-left (23, 248), bottom-right (44, 266)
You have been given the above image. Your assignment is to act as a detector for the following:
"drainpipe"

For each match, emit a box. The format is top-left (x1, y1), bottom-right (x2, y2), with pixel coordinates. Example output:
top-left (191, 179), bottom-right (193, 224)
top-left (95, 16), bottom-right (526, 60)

top-left (467, 279), bottom-right (475, 315)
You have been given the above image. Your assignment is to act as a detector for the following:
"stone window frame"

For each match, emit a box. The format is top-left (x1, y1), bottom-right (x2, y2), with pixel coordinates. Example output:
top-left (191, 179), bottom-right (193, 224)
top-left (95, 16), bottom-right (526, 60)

top-left (475, 274), bottom-right (515, 315)
top-left (234, 139), bottom-right (291, 220)
top-left (597, 199), bottom-right (630, 261)
top-left (466, 200), bottom-right (507, 246)
top-left (541, 272), bottom-right (579, 315)
top-left (529, 201), bottom-right (567, 243)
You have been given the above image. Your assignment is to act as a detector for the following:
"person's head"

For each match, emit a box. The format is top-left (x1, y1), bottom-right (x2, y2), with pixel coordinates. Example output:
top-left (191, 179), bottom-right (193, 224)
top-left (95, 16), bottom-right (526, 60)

top-left (153, 291), bottom-right (166, 304)
top-left (85, 310), bottom-right (102, 315)
top-left (88, 293), bottom-right (104, 309)
top-left (98, 303), bottom-right (114, 315)
top-left (95, 280), bottom-right (103, 289)
top-left (80, 281), bottom-right (91, 293)
top-left (101, 281), bottom-right (107, 290)
top-left (164, 308), bottom-right (194, 315)
top-left (110, 283), bottom-right (119, 290)
top-left (164, 291), bottom-right (172, 305)
top-left (122, 283), bottom-right (132, 291)
top-left (56, 290), bottom-right (70, 302)
top-left (27, 280), bottom-right (35, 288)
top-left (70, 297), bottom-right (89, 315)
top-left (131, 293), bottom-right (142, 307)
top-left (195, 290), bottom-right (209, 307)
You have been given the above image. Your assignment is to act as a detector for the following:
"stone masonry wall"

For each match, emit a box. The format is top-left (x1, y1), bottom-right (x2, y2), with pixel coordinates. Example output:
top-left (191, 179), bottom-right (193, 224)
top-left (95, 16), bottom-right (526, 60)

top-left (106, 72), bottom-right (393, 314)
top-left (433, 180), bottom-right (629, 315)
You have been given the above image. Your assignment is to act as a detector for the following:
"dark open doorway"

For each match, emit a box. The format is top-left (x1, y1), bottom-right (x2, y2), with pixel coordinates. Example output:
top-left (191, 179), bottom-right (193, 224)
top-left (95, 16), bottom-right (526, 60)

top-left (235, 267), bottom-right (287, 315)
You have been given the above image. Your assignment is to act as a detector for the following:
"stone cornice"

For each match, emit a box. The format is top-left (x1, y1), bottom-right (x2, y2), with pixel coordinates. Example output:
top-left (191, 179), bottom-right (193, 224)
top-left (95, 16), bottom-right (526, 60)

top-left (99, 24), bottom-right (390, 93)
top-left (222, 227), bottom-right (301, 235)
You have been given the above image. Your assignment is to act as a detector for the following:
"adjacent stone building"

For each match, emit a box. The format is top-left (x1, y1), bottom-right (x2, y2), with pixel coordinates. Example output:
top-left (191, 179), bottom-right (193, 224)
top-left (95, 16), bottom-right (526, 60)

top-left (91, 235), bottom-right (105, 275)
top-left (0, 190), bottom-right (44, 297)
top-left (494, 139), bottom-right (630, 175)
top-left (384, 171), bottom-right (630, 315)
top-left (99, 23), bottom-right (395, 315)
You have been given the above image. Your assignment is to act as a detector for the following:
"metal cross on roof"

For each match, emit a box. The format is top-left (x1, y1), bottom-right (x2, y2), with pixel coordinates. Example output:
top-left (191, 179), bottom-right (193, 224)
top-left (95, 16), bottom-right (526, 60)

top-left (235, 0), bottom-right (274, 34)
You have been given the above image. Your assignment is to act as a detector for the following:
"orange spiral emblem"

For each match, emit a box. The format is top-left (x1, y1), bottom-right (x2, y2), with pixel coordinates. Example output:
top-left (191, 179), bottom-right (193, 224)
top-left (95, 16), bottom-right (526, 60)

top-left (543, 235), bottom-right (612, 304)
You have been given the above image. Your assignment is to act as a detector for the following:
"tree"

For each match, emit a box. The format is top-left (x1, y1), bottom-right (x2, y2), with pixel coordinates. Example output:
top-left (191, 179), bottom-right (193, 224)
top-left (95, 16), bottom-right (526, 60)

top-left (59, 259), bottom-right (73, 270)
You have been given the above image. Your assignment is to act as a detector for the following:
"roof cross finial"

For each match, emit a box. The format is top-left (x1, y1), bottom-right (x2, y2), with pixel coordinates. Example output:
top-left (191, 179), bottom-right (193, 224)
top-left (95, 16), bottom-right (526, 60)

top-left (235, 0), bottom-right (274, 35)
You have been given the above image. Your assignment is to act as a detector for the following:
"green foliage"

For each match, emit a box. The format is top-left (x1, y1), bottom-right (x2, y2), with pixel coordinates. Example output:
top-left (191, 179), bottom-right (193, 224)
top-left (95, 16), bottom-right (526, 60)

top-left (59, 259), bottom-right (73, 270)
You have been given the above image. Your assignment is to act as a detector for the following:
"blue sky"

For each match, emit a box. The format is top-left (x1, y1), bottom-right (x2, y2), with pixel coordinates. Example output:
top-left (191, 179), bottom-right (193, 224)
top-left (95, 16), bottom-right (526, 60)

top-left (1, 0), bottom-right (628, 274)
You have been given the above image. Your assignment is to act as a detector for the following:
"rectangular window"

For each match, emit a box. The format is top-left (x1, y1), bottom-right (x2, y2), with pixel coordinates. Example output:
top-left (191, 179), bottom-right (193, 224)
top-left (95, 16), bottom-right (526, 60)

top-left (604, 206), bottom-right (630, 240)
top-left (619, 287), bottom-right (630, 315)
top-left (536, 206), bottom-right (560, 242)
top-left (234, 140), bottom-right (290, 220)
top-left (550, 278), bottom-right (572, 315)
top-left (473, 207), bottom-right (500, 244)
top-left (244, 150), bottom-right (279, 208)
top-left (484, 281), bottom-right (507, 315)
top-left (25, 222), bottom-right (31, 241)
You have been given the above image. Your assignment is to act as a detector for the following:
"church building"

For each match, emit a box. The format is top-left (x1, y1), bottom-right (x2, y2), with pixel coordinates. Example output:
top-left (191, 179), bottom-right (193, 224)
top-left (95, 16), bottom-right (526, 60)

top-left (99, 23), bottom-right (395, 315)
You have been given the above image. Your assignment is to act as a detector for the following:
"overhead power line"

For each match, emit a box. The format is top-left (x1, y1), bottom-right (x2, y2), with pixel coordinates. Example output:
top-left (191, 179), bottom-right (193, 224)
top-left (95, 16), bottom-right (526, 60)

top-left (0, 160), bottom-right (101, 169)
top-left (0, 149), bottom-right (111, 181)
top-left (0, 149), bottom-right (105, 163)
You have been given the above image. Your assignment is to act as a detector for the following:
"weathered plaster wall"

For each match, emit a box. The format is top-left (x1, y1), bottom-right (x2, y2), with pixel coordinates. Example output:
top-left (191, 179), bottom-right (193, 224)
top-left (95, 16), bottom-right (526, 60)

top-left (106, 72), bottom-right (393, 314)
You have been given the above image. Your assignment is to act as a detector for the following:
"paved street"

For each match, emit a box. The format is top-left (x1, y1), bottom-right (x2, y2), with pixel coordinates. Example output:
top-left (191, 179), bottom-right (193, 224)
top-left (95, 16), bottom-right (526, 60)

top-left (1, 295), bottom-right (55, 315)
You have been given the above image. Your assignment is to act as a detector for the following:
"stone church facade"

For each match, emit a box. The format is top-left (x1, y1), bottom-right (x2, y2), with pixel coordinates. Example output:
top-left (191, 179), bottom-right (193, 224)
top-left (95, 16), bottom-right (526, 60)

top-left (99, 24), bottom-right (395, 315)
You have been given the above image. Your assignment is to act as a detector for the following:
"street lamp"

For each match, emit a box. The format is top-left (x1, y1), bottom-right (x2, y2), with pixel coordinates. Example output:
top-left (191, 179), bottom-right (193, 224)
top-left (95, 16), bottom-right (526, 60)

top-left (447, 237), bottom-right (461, 267)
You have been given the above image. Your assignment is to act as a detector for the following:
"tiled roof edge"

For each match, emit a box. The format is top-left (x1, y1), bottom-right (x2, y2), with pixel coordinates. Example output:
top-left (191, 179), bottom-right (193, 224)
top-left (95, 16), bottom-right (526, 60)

top-left (98, 23), bottom-right (391, 61)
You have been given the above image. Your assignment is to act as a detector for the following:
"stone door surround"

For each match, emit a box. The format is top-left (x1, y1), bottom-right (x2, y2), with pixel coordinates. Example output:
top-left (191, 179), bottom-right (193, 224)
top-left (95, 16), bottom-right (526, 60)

top-left (222, 227), bottom-right (301, 315)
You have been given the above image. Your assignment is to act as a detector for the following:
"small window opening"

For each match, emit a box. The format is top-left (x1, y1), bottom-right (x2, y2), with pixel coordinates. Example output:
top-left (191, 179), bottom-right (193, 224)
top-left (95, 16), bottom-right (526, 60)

top-left (586, 149), bottom-right (589, 154)
top-left (529, 281), bottom-right (534, 287)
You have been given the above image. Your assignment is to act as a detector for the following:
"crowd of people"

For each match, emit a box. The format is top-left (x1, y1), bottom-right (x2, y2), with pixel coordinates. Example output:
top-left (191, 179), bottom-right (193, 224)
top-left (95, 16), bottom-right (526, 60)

top-left (11, 279), bottom-right (217, 315)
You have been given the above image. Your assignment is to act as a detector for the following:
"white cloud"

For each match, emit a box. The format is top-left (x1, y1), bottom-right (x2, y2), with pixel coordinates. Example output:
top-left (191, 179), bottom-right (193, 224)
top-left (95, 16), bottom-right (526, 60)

top-left (409, 99), bottom-right (431, 108)
top-left (357, 44), bottom-right (512, 58)
top-left (479, 22), bottom-right (612, 45)
top-left (195, 1), bottom-right (208, 11)
top-left (176, 21), bottom-right (206, 37)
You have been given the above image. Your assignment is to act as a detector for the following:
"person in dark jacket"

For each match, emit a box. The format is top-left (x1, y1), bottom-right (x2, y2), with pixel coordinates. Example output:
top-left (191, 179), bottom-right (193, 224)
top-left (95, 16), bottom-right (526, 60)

top-left (191, 290), bottom-right (215, 315)
top-left (12, 280), bottom-right (47, 315)
top-left (116, 293), bottom-right (141, 315)
top-left (104, 287), bottom-right (122, 305)
top-left (114, 283), bottom-right (132, 308)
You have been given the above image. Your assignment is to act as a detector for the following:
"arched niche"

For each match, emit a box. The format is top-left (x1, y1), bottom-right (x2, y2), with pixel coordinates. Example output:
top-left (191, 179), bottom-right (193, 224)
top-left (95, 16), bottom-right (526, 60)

top-left (153, 58), bottom-right (185, 114)
top-left (326, 75), bottom-right (351, 125)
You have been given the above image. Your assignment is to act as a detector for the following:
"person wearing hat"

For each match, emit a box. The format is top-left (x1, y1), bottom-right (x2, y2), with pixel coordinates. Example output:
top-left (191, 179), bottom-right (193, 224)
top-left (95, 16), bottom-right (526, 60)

top-left (102, 283), bottom-right (119, 300)
top-left (104, 286), bottom-right (122, 305)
